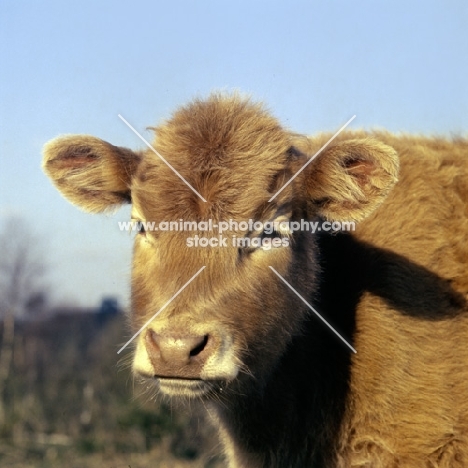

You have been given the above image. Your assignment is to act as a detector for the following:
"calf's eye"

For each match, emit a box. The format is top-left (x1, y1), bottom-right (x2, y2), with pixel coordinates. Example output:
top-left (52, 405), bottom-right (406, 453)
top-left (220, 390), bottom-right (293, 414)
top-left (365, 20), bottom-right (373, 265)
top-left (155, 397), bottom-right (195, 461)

top-left (137, 222), bottom-right (146, 236)
top-left (238, 229), bottom-right (290, 256)
top-left (130, 218), bottom-right (147, 238)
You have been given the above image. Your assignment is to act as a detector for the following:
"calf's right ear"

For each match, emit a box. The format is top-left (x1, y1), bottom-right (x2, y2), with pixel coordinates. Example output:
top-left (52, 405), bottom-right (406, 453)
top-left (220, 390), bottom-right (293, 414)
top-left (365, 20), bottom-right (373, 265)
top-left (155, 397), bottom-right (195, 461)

top-left (42, 135), bottom-right (141, 213)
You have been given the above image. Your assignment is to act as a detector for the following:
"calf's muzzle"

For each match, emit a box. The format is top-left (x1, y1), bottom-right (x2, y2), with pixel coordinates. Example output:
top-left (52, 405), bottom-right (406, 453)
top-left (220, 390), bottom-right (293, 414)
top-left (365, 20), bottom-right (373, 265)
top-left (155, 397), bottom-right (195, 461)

top-left (145, 329), bottom-right (212, 379)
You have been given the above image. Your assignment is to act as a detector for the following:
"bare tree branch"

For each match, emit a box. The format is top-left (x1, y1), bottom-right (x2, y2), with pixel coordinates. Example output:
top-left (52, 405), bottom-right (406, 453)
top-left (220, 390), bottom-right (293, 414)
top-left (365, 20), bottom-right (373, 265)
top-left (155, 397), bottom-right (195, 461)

top-left (0, 216), bottom-right (48, 318)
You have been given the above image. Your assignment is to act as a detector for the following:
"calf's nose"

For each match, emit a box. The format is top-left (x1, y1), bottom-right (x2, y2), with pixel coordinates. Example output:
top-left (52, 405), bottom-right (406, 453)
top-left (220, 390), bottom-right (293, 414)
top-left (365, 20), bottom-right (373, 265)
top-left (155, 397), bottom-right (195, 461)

top-left (145, 329), bottom-right (210, 376)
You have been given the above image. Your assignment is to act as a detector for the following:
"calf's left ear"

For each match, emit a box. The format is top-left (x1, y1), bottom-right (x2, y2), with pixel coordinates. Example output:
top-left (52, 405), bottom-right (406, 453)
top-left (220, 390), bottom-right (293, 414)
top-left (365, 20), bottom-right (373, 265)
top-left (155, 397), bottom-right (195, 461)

top-left (42, 135), bottom-right (141, 213)
top-left (303, 138), bottom-right (399, 222)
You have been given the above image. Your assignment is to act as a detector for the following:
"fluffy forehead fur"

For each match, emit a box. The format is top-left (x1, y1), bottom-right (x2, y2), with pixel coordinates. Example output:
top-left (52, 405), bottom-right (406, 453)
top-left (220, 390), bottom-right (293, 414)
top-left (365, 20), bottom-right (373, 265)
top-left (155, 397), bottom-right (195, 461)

top-left (132, 94), bottom-right (294, 222)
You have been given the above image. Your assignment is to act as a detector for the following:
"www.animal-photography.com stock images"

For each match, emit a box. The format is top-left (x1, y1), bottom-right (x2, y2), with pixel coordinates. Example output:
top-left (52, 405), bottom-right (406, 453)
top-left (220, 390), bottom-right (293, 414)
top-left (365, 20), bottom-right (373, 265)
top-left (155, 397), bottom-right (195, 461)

top-left (1, 1), bottom-right (468, 467)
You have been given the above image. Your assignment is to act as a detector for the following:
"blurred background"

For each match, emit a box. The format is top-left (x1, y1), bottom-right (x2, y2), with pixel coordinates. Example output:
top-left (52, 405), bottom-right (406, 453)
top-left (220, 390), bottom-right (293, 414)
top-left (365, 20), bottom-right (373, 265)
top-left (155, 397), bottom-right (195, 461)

top-left (0, 0), bottom-right (467, 466)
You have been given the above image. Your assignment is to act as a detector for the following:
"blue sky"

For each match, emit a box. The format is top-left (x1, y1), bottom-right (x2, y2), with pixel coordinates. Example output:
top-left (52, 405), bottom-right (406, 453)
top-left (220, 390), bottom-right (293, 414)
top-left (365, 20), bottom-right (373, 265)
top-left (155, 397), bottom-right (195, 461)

top-left (1, 0), bottom-right (467, 307)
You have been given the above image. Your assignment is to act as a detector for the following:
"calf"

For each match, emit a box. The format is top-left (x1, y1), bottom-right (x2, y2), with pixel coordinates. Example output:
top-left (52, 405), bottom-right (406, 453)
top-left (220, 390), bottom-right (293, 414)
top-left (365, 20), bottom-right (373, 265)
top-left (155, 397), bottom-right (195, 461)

top-left (43, 94), bottom-right (468, 467)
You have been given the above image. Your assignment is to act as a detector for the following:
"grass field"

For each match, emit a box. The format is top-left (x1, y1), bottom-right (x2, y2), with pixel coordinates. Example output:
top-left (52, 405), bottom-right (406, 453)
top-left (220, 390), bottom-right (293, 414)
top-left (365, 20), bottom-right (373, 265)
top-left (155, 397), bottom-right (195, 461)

top-left (0, 312), bottom-right (224, 467)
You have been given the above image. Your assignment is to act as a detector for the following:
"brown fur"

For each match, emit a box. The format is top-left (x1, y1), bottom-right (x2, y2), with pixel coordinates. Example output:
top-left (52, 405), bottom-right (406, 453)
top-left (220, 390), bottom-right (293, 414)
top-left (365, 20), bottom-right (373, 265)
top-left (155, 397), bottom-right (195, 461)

top-left (42, 94), bottom-right (468, 467)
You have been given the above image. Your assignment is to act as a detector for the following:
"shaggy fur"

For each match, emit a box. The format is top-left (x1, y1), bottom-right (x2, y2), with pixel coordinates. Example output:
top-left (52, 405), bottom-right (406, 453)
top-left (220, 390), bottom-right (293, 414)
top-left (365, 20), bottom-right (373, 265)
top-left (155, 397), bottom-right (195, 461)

top-left (42, 94), bottom-right (468, 467)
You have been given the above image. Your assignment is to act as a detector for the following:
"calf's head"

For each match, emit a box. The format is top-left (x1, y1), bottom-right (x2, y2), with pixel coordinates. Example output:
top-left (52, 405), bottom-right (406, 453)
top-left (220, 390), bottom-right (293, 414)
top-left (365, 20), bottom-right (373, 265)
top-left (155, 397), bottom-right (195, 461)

top-left (43, 94), bottom-right (398, 398)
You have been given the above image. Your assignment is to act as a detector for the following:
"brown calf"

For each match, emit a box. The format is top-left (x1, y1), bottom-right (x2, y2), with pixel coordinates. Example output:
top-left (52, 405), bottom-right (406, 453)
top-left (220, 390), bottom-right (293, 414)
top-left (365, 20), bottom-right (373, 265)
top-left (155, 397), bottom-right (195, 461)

top-left (43, 94), bottom-right (468, 467)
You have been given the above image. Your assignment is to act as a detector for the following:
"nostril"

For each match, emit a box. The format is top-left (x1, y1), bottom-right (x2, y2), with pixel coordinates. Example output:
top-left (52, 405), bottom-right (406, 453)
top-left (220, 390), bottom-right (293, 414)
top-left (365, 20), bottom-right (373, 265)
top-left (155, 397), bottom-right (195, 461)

top-left (145, 330), bottom-right (161, 360)
top-left (190, 335), bottom-right (209, 357)
top-left (146, 329), bottom-right (159, 347)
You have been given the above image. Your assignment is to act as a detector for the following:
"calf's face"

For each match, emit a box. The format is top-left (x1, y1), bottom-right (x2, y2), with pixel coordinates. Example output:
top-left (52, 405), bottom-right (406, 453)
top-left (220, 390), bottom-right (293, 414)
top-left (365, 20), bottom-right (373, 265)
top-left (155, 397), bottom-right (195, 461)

top-left (42, 95), bottom-right (398, 399)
